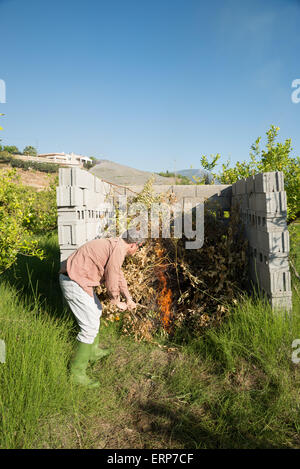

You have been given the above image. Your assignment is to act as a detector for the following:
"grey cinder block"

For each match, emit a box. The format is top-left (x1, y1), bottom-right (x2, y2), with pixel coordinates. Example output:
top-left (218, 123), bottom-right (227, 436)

top-left (235, 179), bottom-right (246, 194)
top-left (59, 167), bottom-right (95, 189)
top-left (71, 168), bottom-right (95, 189)
top-left (248, 191), bottom-right (287, 215)
top-left (152, 185), bottom-right (173, 194)
top-left (94, 178), bottom-right (111, 195)
top-left (256, 229), bottom-right (290, 254)
top-left (59, 243), bottom-right (81, 250)
top-left (255, 214), bottom-right (287, 232)
top-left (83, 188), bottom-right (97, 207)
top-left (60, 248), bottom-right (77, 262)
top-left (247, 228), bottom-right (290, 253)
top-left (59, 168), bottom-right (72, 186)
top-left (254, 172), bottom-right (284, 193)
top-left (232, 194), bottom-right (249, 211)
top-left (172, 185), bottom-right (197, 199)
top-left (94, 176), bottom-right (102, 193)
top-left (246, 175), bottom-right (255, 194)
top-left (270, 293), bottom-right (293, 311)
top-left (249, 255), bottom-right (292, 293)
top-left (244, 210), bottom-right (287, 232)
top-left (86, 221), bottom-right (101, 241)
top-left (264, 253), bottom-right (289, 270)
top-left (196, 185), bottom-right (231, 198)
top-left (249, 247), bottom-right (289, 270)
top-left (58, 221), bottom-right (87, 246)
top-left (183, 196), bottom-right (204, 210)
top-left (259, 267), bottom-right (291, 294)
top-left (58, 207), bottom-right (87, 223)
top-left (56, 186), bottom-right (85, 207)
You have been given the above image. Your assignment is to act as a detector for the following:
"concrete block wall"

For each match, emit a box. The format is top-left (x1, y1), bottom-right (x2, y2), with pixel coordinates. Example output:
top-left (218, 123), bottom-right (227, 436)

top-left (232, 171), bottom-right (292, 311)
top-left (57, 168), bottom-right (114, 261)
top-left (56, 168), bottom-right (292, 311)
top-left (124, 184), bottom-right (232, 215)
top-left (57, 169), bottom-right (232, 261)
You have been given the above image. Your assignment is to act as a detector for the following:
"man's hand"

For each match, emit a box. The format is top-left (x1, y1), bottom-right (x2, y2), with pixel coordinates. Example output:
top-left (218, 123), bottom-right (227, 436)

top-left (126, 298), bottom-right (137, 310)
top-left (110, 299), bottom-right (128, 311)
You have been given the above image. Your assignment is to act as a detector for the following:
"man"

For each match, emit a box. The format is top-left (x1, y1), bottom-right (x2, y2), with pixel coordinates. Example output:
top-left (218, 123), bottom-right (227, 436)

top-left (59, 229), bottom-right (144, 388)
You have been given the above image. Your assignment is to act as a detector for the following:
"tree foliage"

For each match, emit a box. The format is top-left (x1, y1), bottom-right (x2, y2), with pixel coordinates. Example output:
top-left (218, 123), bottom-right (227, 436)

top-left (3, 145), bottom-right (20, 154)
top-left (23, 145), bottom-right (37, 156)
top-left (0, 152), bottom-right (59, 173)
top-left (21, 174), bottom-right (58, 234)
top-left (200, 125), bottom-right (300, 221)
top-left (0, 169), bottom-right (45, 274)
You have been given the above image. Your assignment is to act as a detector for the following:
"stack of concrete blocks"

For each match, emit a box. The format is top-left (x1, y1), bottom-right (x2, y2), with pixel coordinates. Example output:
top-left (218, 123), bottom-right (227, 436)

top-left (232, 171), bottom-right (292, 311)
top-left (57, 168), bottom-right (114, 262)
top-left (56, 168), bottom-right (292, 310)
top-left (56, 170), bottom-right (232, 263)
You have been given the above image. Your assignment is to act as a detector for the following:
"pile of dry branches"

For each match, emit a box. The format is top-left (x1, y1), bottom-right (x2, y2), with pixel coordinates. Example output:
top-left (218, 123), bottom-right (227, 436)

top-left (95, 181), bottom-right (249, 342)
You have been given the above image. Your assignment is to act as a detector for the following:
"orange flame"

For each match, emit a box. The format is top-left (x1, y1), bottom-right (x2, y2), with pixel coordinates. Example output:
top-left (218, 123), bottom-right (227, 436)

top-left (155, 243), bottom-right (172, 331)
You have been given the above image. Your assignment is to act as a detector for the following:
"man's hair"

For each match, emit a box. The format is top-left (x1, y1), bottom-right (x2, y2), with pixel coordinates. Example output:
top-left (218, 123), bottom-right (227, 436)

top-left (121, 228), bottom-right (146, 245)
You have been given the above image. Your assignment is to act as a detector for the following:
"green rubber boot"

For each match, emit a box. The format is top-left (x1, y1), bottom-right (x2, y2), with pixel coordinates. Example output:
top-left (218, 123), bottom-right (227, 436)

top-left (70, 341), bottom-right (100, 388)
top-left (90, 331), bottom-right (112, 363)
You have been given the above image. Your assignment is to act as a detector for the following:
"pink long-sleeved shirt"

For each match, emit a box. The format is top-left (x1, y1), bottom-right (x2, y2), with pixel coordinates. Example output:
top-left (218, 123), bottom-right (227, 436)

top-left (59, 237), bottom-right (131, 300)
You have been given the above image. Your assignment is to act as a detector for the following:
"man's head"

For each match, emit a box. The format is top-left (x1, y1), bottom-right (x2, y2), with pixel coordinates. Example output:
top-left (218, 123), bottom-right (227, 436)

top-left (121, 229), bottom-right (146, 256)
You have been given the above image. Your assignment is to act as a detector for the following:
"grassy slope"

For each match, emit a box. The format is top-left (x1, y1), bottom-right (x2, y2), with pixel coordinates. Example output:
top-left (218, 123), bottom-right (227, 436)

top-left (0, 225), bottom-right (299, 449)
top-left (0, 163), bottom-right (56, 190)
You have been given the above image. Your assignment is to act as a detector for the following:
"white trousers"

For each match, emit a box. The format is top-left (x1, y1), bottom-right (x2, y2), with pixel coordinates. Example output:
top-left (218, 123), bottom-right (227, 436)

top-left (59, 273), bottom-right (102, 344)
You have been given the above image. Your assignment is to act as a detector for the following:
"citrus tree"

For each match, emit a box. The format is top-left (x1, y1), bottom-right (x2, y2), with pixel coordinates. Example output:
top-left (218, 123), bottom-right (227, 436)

top-left (200, 125), bottom-right (300, 221)
top-left (0, 168), bottom-right (45, 274)
top-left (21, 174), bottom-right (58, 234)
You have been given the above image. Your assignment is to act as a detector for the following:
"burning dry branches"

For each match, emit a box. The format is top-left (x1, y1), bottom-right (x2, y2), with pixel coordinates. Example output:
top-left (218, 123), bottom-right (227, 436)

top-left (95, 180), bottom-right (249, 342)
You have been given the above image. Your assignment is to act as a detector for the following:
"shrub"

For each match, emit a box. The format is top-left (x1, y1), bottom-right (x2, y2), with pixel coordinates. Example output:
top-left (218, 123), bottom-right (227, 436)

top-left (22, 175), bottom-right (58, 234)
top-left (3, 145), bottom-right (20, 154)
top-left (23, 145), bottom-right (38, 157)
top-left (0, 152), bottom-right (59, 173)
top-left (200, 125), bottom-right (300, 221)
top-left (0, 168), bottom-right (44, 274)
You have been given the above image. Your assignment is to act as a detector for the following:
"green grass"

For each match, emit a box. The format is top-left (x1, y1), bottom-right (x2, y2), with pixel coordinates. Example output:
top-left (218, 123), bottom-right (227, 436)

top-left (289, 221), bottom-right (300, 273)
top-left (0, 226), bottom-right (299, 449)
top-left (0, 280), bottom-right (83, 448)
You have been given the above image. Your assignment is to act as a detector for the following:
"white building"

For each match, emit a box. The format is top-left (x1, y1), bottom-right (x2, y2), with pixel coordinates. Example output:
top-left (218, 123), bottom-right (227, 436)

top-left (38, 152), bottom-right (93, 166)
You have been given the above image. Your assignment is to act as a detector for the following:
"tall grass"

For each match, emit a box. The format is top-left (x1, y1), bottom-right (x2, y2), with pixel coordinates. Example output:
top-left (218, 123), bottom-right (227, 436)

top-left (0, 279), bottom-right (83, 448)
top-left (0, 228), bottom-right (299, 448)
top-left (193, 293), bottom-right (299, 369)
top-left (0, 232), bottom-right (85, 448)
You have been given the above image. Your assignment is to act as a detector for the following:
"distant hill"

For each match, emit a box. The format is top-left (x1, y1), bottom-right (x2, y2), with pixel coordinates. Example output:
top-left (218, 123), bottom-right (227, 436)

top-left (90, 159), bottom-right (176, 186)
top-left (90, 159), bottom-right (214, 186)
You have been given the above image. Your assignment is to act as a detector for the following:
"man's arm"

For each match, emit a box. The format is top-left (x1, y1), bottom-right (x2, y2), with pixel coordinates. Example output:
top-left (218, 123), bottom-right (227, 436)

top-left (104, 243), bottom-right (128, 309)
top-left (119, 269), bottom-right (136, 310)
top-left (119, 269), bottom-right (131, 301)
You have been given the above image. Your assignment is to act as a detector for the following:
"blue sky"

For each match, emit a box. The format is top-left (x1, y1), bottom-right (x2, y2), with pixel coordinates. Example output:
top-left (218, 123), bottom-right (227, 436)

top-left (0, 0), bottom-right (300, 172)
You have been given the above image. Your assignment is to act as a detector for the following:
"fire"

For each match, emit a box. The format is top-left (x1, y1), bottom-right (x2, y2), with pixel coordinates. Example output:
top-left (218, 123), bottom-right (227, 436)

top-left (155, 242), bottom-right (172, 331)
